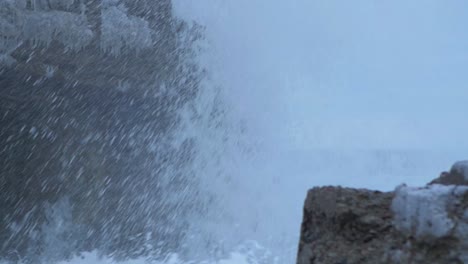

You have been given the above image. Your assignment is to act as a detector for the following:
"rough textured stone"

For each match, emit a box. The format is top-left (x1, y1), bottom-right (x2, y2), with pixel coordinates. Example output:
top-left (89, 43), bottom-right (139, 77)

top-left (297, 186), bottom-right (394, 264)
top-left (297, 161), bottom-right (468, 264)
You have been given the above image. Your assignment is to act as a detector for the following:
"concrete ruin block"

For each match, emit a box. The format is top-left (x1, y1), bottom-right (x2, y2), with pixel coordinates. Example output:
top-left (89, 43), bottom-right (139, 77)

top-left (297, 161), bottom-right (468, 264)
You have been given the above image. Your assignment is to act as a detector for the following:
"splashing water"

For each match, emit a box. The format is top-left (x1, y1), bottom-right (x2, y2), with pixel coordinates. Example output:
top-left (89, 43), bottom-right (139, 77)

top-left (2, 0), bottom-right (468, 263)
top-left (170, 0), bottom-right (468, 262)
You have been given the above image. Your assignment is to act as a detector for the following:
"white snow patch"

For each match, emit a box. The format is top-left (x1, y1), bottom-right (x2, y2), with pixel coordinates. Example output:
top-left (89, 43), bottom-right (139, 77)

top-left (451, 160), bottom-right (468, 180)
top-left (101, 4), bottom-right (153, 55)
top-left (22, 10), bottom-right (93, 50)
top-left (392, 184), bottom-right (459, 239)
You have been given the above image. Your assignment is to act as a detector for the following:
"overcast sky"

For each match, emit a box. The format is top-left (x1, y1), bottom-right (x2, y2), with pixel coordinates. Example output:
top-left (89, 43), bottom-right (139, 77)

top-left (176, 0), bottom-right (468, 150)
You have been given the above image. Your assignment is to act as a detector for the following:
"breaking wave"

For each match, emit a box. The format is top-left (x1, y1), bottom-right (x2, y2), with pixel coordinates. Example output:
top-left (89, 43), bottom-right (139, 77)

top-left (1, 0), bottom-right (467, 263)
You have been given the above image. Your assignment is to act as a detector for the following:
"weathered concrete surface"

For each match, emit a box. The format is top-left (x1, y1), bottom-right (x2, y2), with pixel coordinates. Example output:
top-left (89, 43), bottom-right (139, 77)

top-left (297, 161), bottom-right (468, 264)
top-left (297, 187), bottom-right (395, 264)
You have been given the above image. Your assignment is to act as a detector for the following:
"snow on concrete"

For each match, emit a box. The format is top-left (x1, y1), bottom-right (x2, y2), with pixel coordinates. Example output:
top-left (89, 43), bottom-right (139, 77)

top-left (22, 10), bottom-right (94, 50)
top-left (392, 184), bottom-right (468, 240)
top-left (451, 160), bottom-right (468, 180)
top-left (101, 3), bottom-right (153, 55)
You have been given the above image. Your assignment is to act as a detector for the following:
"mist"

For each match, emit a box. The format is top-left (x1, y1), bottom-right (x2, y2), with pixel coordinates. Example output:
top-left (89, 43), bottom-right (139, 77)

top-left (1, 0), bottom-right (467, 263)
top-left (174, 0), bottom-right (468, 178)
top-left (172, 0), bottom-right (468, 261)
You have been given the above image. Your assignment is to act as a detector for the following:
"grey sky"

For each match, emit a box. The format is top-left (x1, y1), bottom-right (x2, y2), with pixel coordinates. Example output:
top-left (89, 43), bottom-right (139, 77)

top-left (176, 0), bottom-right (468, 150)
